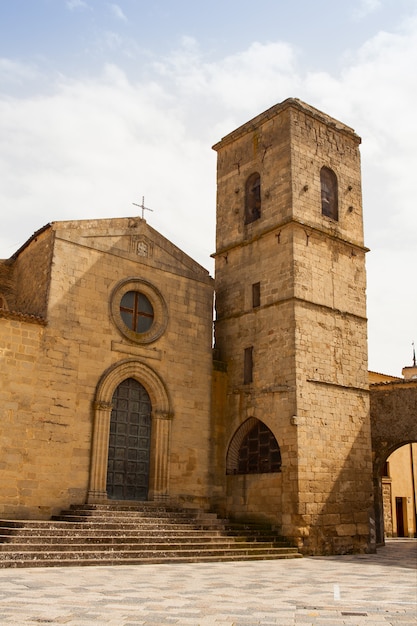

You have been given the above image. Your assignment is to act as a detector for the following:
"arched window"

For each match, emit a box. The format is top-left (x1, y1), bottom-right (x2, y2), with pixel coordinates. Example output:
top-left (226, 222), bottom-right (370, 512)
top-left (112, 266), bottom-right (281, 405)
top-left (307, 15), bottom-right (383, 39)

top-left (320, 166), bottom-right (338, 220)
top-left (245, 173), bottom-right (261, 224)
top-left (226, 417), bottom-right (282, 475)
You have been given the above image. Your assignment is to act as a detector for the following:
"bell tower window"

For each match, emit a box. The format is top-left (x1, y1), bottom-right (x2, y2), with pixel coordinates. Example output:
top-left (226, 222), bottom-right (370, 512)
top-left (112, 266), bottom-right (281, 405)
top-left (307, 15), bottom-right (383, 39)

top-left (245, 173), bottom-right (261, 224)
top-left (320, 166), bottom-right (338, 220)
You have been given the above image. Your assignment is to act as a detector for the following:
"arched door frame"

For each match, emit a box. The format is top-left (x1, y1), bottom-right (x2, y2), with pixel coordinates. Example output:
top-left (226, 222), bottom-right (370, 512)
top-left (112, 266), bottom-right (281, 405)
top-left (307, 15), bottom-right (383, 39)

top-left (370, 382), bottom-right (417, 544)
top-left (88, 358), bottom-right (173, 503)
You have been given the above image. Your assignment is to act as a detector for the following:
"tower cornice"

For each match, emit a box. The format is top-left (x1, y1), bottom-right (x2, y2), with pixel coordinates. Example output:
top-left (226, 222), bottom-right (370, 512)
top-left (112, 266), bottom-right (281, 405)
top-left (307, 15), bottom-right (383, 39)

top-left (212, 216), bottom-right (369, 259)
top-left (212, 98), bottom-right (361, 152)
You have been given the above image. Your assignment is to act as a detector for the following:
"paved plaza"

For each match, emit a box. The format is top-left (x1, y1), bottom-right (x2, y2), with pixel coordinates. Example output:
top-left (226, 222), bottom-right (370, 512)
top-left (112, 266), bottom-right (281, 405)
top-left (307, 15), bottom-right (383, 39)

top-left (0, 539), bottom-right (415, 625)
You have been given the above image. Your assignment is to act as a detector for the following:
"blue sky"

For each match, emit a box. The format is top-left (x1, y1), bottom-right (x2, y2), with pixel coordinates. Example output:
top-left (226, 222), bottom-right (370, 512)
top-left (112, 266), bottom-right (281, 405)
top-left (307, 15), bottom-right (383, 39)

top-left (0, 0), bottom-right (416, 376)
top-left (1, 1), bottom-right (413, 73)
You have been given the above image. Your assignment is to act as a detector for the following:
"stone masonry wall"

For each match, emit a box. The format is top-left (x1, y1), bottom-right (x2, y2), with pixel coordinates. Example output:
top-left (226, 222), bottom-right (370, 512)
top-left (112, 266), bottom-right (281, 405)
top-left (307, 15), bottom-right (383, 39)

top-left (0, 316), bottom-right (53, 518)
top-left (0, 218), bottom-right (214, 518)
top-left (213, 99), bottom-right (373, 554)
top-left (13, 227), bottom-right (54, 317)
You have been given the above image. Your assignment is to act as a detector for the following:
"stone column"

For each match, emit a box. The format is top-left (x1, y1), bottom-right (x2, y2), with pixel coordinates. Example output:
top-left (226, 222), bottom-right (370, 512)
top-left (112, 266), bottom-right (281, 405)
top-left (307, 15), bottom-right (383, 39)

top-left (151, 410), bottom-right (172, 500)
top-left (87, 401), bottom-right (113, 503)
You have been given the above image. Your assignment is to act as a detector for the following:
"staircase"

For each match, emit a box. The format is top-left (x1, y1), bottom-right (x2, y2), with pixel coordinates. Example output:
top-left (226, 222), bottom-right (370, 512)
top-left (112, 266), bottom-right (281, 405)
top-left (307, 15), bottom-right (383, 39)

top-left (0, 503), bottom-right (301, 568)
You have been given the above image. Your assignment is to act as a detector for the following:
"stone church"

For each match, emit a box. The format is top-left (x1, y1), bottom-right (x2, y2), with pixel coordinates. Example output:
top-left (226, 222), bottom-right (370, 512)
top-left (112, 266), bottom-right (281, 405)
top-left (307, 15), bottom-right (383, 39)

top-left (0, 98), bottom-right (375, 555)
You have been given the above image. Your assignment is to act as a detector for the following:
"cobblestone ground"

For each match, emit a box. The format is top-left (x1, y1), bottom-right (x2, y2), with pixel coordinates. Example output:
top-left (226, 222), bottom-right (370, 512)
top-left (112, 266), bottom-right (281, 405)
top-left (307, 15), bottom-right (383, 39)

top-left (0, 539), bottom-right (415, 625)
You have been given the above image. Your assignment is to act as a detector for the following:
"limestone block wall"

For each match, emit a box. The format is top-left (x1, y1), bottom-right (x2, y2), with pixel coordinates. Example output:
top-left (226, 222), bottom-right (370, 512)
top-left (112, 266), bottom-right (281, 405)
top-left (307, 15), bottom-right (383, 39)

top-left (0, 315), bottom-right (74, 519)
top-left (292, 229), bottom-right (367, 320)
top-left (289, 104), bottom-right (364, 248)
top-left (46, 223), bottom-right (214, 511)
top-left (214, 107), bottom-right (292, 254)
top-left (0, 262), bottom-right (14, 309)
top-left (289, 384), bottom-right (373, 554)
top-left (213, 99), bottom-right (374, 554)
top-left (225, 473), bottom-right (282, 524)
top-left (12, 227), bottom-right (54, 317)
top-left (0, 218), bottom-right (214, 518)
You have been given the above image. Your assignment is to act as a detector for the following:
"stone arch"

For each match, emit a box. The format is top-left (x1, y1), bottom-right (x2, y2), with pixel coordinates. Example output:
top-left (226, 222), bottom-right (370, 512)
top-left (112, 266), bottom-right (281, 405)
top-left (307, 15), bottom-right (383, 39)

top-left (370, 382), bottom-right (417, 543)
top-left (226, 417), bottom-right (282, 475)
top-left (88, 358), bottom-right (173, 503)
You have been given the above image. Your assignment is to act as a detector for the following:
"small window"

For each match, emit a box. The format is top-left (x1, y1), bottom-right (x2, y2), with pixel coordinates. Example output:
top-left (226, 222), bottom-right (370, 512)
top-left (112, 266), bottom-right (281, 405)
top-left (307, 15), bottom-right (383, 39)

top-left (320, 166), bottom-right (338, 220)
top-left (252, 282), bottom-right (260, 308)
top-left (244, 346), bottom-right (253, 384)
top-left (245, 173), bottom-right (261, 224)
top-left (120, 291), bottom-right (154, 333)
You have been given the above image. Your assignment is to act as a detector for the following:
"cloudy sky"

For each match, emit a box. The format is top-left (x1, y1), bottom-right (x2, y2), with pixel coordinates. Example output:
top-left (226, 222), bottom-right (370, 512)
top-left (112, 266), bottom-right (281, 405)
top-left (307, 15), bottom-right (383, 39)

top-left (0, 0), bottom-right (416, 377)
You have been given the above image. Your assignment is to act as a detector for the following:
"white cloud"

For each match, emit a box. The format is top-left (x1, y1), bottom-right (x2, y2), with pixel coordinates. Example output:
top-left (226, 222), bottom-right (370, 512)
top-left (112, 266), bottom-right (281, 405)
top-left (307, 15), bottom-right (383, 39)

top-left (109, 3), bottom-right (127, 22)
top-left (66, 0), bottom-right (89, 10)
top-left (352, 0), bottom-right (382, 20)
top-left (0, 58), bottom-right (40, 88)
top-left (0, 16), bottom-right (416, 375)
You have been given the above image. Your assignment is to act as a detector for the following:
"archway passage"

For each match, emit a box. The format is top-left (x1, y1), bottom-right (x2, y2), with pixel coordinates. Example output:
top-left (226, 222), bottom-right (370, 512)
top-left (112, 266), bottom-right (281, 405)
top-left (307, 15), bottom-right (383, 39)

top-left (106, 378), bottom-right (152, 500)
top-left (381, 443), bottom-right (417, 538)
top-left (370, 381), bottom-right (417, 543)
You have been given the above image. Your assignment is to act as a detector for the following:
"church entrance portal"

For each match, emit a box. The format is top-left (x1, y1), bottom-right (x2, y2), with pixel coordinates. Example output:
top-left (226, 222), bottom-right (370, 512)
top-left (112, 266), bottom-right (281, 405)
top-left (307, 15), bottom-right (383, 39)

top-left (106, 378), bottom-right (152, 500)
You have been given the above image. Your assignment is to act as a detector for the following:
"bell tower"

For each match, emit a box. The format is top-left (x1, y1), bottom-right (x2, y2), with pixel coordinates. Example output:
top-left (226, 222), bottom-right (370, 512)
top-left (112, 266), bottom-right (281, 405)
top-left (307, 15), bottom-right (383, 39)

top-left (213, 99), bottom-right (374, 554)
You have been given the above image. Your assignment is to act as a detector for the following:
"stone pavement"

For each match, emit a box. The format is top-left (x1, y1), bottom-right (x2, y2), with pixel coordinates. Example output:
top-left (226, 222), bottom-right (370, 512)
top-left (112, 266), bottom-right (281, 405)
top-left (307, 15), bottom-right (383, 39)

top-left (0, 539), bottom-right (415, 625)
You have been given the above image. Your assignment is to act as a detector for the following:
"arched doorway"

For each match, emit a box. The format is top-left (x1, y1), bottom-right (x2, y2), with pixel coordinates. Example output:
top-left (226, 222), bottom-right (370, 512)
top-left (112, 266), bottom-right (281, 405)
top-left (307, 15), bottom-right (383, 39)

top-left (381, 443), bottom-right (417, 538)
top-left (370, 381), bottom-right (417, 543)
top-left (88, 359), bottom-right (173, 503)
top-left (106, 378), bottom-right (152, 501)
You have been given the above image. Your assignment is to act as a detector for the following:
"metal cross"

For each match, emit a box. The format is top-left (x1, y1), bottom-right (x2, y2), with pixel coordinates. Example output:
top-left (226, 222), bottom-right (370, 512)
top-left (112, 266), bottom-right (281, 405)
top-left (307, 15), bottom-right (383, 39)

top-left (132, 196), bottom-right (154, 220)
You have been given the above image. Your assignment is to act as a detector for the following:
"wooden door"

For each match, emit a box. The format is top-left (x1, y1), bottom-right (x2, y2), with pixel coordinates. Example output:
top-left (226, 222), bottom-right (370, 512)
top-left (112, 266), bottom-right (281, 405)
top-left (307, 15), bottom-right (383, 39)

top-left (106, 378), bottom-right (152, 500)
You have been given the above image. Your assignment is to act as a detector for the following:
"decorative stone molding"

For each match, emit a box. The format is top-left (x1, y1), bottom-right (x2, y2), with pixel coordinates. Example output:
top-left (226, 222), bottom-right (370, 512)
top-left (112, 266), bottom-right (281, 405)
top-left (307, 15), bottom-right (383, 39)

top-left (226, 417), bottom-right (257, 474)
top-left (88, 359), bottom-right (173, 503)
top-left (110, 277), bottom-right (168, 345)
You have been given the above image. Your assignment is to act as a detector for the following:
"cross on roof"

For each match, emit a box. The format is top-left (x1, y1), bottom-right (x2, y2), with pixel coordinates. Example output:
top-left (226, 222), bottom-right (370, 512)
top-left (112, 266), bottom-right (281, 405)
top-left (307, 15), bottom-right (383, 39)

top-left (132, 196), bottom-right (154, 220)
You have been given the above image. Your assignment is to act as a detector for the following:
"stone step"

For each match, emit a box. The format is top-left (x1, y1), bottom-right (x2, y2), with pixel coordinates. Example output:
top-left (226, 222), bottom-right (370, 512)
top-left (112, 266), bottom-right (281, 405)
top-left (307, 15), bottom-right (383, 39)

top-left (51, 515), bottom-right (223, 528)
top-left (63, 503), bottom-right (224, 521)
top-left (0, 545), bottom-right (300, 561)
top-left (54, 510), bottom-right (215, 521)
top-left (0, 526), bottom-right (223, 538)
top-left (0, 531), bottom-right (224, 549)
top-left (0, 525), bottom-right (286, 545)
top-left (0, 520), bottom-right (220, 532)
top-left (0, 503), bottom-right (301, 567)
top-left (0, 532), bottom-right (290, 545)
top-left (0, 551), bottom-right (302, 568)
top-left (0, 539), bottom-right (285, 552)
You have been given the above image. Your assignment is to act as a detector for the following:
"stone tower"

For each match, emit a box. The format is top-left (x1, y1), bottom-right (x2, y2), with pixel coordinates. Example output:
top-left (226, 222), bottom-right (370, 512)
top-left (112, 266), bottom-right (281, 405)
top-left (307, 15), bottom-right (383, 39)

top-left (212, 98), bottom-right (375, 554)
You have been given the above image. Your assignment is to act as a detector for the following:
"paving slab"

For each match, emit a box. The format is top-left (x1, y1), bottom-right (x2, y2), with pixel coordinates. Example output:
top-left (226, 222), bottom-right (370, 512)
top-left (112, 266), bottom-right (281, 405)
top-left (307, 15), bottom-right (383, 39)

top-left (0, 539), bottom-right (415, 625)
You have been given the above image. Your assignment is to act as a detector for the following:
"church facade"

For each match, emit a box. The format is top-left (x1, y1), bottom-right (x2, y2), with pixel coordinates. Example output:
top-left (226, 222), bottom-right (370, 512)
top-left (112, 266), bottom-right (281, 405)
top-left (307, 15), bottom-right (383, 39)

top-left (0, 99), bottom-right (375, 555)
